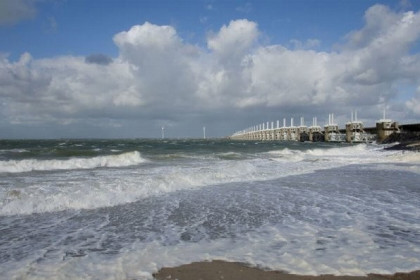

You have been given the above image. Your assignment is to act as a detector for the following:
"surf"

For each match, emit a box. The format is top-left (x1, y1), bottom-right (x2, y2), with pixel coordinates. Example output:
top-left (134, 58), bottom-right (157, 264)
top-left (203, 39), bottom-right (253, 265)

top-left (0, 151), bottom-right (146, 173)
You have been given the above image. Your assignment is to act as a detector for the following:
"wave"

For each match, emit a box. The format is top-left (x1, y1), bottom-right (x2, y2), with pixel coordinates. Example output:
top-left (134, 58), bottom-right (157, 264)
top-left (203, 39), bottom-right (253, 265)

top-left (0, 151), bottom-right (146, 173)
top-left (216, 152), bottom-right (246, 160)
top-left (267, 144), bottom-right (388, 162)
top-left (386, 151), bottom-right (420, 162)
top-left (0, 148), bottom-right (355, 216)
top-left (266, 148), bottom-right (305, 162)
top-left (0, 159), bottom-right (262, 215)
top-left (0, 148), bottom-right (29, 154)
top-left (267, 145), bottom-right (420, 175)
top-left (1, 144), bottom-right (419, 216)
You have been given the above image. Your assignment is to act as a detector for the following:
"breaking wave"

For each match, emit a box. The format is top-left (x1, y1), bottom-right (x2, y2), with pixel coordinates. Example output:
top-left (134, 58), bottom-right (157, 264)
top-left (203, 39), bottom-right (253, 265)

top-left (265, 143), bottom-right (409, 164)
top-left (0, 151), bottom-right (146, 173)
top-left (1, 143), bottom-right (419, 216)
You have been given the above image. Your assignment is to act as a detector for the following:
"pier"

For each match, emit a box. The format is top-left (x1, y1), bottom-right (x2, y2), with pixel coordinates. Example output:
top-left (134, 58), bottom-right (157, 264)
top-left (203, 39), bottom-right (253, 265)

top-left (229, 113), bottom-right (416, 143)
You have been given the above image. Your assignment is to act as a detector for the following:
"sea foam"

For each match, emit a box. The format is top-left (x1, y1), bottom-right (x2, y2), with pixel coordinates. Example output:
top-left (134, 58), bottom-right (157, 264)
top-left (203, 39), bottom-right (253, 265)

top-left (1, 144), bottom-right (418, 216)
top-left (1, 142), bottom-right (420, 280)
top-left (0, 151), bottom-right (146, 173)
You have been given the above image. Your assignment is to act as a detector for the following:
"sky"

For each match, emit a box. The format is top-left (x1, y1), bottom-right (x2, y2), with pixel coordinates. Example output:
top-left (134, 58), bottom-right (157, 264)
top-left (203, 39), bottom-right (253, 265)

top-left (1, 0), bottom-right (420, 139)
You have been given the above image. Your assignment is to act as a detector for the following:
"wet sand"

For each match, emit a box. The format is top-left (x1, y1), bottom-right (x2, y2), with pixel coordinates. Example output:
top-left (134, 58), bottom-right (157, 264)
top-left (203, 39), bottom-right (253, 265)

top-left (153, 260), bottom-right (420, 280)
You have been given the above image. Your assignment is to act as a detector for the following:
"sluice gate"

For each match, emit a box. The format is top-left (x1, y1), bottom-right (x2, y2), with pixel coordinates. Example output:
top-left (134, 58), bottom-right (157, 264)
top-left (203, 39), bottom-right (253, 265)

top-left (230, 113), bottom-right (405, 143)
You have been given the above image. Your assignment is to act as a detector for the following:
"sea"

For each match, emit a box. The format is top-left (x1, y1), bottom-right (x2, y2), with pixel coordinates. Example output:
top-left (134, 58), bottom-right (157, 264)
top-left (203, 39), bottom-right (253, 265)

top-left (0, 139), bottom-right (419, 279)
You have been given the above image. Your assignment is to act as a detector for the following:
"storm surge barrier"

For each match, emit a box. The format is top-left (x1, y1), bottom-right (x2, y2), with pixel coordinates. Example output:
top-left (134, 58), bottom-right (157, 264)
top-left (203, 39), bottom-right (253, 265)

top-left (230, 113), bottom-right (407, 143)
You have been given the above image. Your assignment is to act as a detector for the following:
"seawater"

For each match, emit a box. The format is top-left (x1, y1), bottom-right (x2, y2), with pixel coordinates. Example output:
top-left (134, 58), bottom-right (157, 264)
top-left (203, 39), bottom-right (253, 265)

top-left (0, 139), bottom-right (419, 279)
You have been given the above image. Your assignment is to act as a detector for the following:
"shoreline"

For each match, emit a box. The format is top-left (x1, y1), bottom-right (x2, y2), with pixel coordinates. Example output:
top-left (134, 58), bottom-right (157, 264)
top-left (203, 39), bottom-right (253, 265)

top-left (153, 260), bottom-right (420, 280)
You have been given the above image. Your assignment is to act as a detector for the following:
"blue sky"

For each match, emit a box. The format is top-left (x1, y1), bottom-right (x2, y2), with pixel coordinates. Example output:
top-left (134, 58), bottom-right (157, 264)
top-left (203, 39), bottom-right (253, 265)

top-left (3, 0), bottom-right (414, 60)
top-left (1, 0), bottom-right (420, 138)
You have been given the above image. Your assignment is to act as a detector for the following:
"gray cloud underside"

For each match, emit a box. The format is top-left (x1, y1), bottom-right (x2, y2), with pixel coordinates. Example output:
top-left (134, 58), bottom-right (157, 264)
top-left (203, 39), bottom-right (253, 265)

top-left (0, 0), bottom-right (37, 25)
top-left (85, 54), bottom-right (113, 65)
top-left (1, 5), bottom-right (420, 138)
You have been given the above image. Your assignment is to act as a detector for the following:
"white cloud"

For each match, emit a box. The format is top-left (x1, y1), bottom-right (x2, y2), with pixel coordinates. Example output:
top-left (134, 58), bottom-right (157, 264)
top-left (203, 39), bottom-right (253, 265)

top-left (1, 6), bottom-right (420, 137)
top-left (0, 53), bottom-right (138, 125)
top-left (236, 2), bottom-right (253, 14)
top-left (289, 39), bottom-right (321, 50)
top-left (406, 86), bottom-right (420, 115)
top-left (345, 5), bottom-right (420, 52)
top-left (207, 19), bottom-right (258, 64)
top-left (113, 22), bottom-right (182, 54)
top-left (113, 22), bottom-right (202, 111)
top-left (200, 16), bottom-right (208, 24)
top-left (244, 47), bottom-right (331, 107)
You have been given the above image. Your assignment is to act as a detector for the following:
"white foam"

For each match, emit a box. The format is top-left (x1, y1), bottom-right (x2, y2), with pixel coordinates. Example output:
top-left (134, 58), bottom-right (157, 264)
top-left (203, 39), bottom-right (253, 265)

top-left (0, 155), bottom-right (319, 215)
top-left (1, 143), bottom-right (420, 279)
top-left (5, 222), bottom-right (419, 280)
top-left (1, 144), bottom-right (419, 216)
top-left (0, 151), bottom-right (146, 173)
top-left (0, 159), bottom-right (250, 215)
top-left (267, 144), bottom-right (419, 165)
top-left (266, 148), bottom-right (305, 162)
top-left (0, 148), bottom-right (29, 154)
top-left (386, 151), bottom-right (420, 163)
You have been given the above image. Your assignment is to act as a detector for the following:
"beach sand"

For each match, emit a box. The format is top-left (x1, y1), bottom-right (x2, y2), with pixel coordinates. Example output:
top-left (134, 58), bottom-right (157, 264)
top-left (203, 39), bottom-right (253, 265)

top-left (153, 260), bottom-right (420, 280)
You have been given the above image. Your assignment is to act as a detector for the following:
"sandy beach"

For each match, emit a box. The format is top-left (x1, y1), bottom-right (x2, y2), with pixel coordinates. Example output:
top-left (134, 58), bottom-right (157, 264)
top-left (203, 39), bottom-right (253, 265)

top-left (153, 260), bottom-right (420, 280)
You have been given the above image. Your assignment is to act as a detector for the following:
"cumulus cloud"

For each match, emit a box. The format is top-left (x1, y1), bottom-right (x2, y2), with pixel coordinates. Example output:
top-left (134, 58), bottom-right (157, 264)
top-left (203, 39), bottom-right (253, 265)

top-left (0, 0), bottom-right (37, 25)
top-left (207, 19), bottom-right (258, 64)
top-left (113, 22), bottom-right (202, 111)
top-left (289, 39), bottom-right (321, 50)
top-left (1, 4), bottom-right (420, 137)
top-left (406, 86), bottom-right (420, 115)
top-left (1, 53), bottom-right (138, 126)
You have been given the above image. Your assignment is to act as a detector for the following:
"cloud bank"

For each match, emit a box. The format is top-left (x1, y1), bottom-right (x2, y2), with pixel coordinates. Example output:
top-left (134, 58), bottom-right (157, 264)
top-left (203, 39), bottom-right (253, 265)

top-left (1, 4), bottom-right (420, 138)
